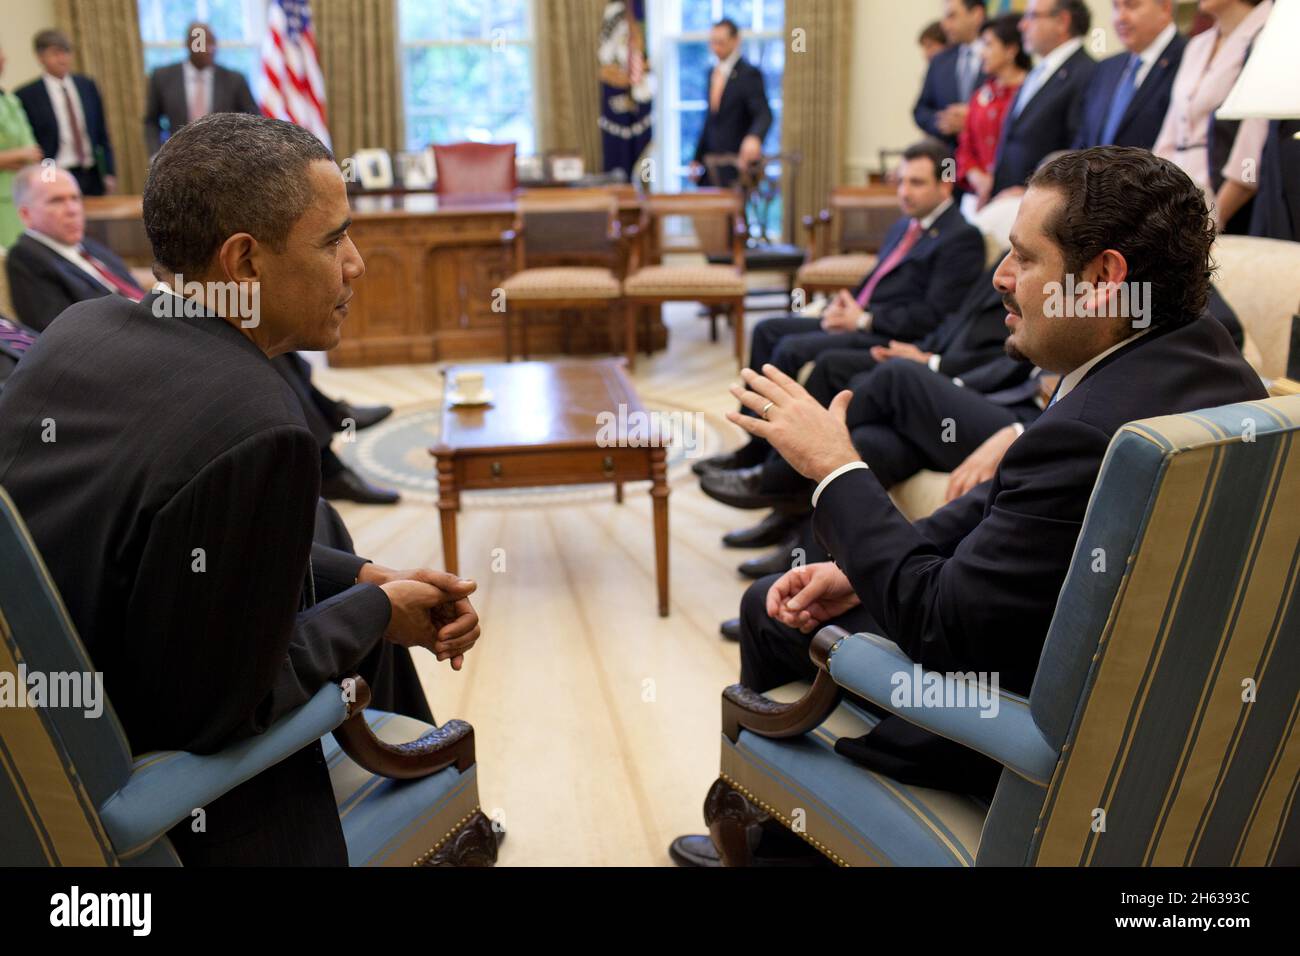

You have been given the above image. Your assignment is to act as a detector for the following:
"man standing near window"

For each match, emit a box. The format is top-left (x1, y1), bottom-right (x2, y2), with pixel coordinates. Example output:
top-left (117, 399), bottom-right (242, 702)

top-left (14, 29), bottom-right (116, 197)
top-left (144, 22), bottom-right (260, 158)
top-left (690, 18), bottom-right (772, 187)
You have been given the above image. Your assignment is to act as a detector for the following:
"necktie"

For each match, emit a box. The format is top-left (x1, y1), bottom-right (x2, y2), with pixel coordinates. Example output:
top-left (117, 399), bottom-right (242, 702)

top-left (61, 82), bottom-right (89, 167)
top-left (1100, 55), bottom-right (1141, 145)
top-left (958, 45), bottom-right (977, 102)
top-left (856, 220), bottom-right (923, 308)
top-left (0, 318), bottom-right (36, 355)
top-left (81, 249), bottom-right (146, 302)
top-left (1012, 62), bottom-right (1046, 119)
top-left (709, 65), bottom-right (726, 113)
top-left (189, 70), bottom-right (208, 123)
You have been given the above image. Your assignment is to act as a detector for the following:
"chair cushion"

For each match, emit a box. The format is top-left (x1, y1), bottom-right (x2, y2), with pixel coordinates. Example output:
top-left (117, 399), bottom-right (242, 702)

top-left (623, 264), bottom-right (745, 298)
top-left (499, 266), bottom-right (621, 300)
top-left (795, 253), bottom-right (877, 289)
top-left (323, 710), bottom-right (483, 867)
top-left (888, 469), bottom-right (950, 522)
top-left (720, 681), bottom-right (988, 866)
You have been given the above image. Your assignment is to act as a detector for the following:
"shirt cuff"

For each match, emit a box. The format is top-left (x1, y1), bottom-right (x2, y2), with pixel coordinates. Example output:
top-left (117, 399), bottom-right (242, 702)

top-left (927, 353), bottom-right (942, 372)
top-left (856, 310), bottom-right (873, 332)
top-left (1011, 422), bottom-right (1026, 437)
top-left (812, 461), bottom-right (871, 508)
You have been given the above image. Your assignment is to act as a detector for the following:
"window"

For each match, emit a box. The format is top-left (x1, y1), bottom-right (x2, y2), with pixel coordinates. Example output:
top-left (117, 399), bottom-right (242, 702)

top-left (138, 0), bottom-right (265, 92)
top-left (651, 0), bottom-right (785, 196)
top-left (398, 0), bottom-right (536, 154)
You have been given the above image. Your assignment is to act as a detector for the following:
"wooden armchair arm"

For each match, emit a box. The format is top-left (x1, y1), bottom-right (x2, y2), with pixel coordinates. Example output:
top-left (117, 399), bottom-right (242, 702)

top-left (720, 628), bottom-right (842, 742)
top-left (332, 675), bottom-right (477, 780)
top-left (731, 213), bottom-right (748, 272)
top-left (622, 219), bottom-right (645, 273)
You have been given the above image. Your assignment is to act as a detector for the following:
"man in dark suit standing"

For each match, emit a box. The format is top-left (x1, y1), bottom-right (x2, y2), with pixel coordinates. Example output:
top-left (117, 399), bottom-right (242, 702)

top-left (692, 140), bottom-right (986, 477)
top-left (144, 22), bottom-right (259, 158)
top-left (990, 0), bottom-right (1097, 196)
top-left (689, 18), bottom-right (772, 187)
top-left (14, 29), bottom-right (115, 196)
top-left (914, 0), bottom-right (988, 147)
top-left (1073, 0), bottom-right (1184, 150)
top-left (670, 146), bottom-right (1267, 866)
top-left (0, 113), bottom-right (482, 865)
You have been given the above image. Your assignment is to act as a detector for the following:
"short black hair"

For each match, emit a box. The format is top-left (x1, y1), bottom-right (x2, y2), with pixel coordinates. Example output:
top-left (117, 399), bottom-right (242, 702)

top-left (1028, 147), bottom-right (1215, 325)
top-left (1053, 0), bottom-right (1091, 38)
top-left (982, 13), bottom-right (1032, 71)
top-left (959, 0), bottom-right (988, 14)
top-left (143, 113), bottom-right (334, 277)
top-left (919, 21), bottom-right (947, 46)
top-left (902, 139), bottom-right (954, 183)
top-left (714, 18), bottom-right (739, 37)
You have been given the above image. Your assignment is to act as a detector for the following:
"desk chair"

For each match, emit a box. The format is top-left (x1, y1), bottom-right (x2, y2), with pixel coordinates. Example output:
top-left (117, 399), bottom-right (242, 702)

top-left (433, 141), bottom-right (517, 195)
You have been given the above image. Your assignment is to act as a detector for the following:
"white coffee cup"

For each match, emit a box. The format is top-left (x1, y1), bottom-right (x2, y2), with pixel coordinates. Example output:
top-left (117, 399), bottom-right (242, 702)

top-left (453, 369), bottom-right (486, 402)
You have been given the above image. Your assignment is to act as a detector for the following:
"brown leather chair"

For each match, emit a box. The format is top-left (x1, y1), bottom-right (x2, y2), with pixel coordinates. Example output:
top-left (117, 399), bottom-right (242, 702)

top-left (433, 142), bottom-right (518, 195)
top-left (795, 184), bottom-right (899, 295)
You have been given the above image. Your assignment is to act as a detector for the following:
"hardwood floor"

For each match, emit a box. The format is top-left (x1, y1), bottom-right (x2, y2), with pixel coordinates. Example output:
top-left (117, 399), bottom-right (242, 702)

top-left (315, 298), bottom-right (791, 866)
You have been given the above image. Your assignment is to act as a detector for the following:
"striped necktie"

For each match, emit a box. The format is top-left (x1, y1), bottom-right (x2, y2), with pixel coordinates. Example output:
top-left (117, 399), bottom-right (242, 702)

top-left (0, 317), bottom-right (36, 355)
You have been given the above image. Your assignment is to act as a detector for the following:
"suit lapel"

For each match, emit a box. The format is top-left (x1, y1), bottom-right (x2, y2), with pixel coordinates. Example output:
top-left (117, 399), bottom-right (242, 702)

top-left (1116, 42), bottom-right (1178, 136)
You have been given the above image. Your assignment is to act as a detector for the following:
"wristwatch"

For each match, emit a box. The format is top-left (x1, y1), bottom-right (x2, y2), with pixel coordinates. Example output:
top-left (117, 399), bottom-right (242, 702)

top-left (856, 311), bottom-right (873, 332)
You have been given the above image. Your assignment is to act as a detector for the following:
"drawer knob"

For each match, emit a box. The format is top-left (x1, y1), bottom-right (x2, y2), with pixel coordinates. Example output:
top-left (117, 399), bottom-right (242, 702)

top-left (490, 461), bottom-right (503, 478)
top-left (602, 456), bottom-right (615, 475)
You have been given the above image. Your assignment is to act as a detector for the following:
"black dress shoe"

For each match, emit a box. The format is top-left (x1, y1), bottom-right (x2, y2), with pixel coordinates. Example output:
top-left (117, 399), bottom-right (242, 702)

top-left (320, 466), bottom-right (401, 505)
top-left (700, 466), bottom-right (808, 512)
top-left (719, 618), bottom-right (740, 641)
top-left (690, 441), bottom-right (765, 476)
top-left (669, 834), bottom-right (721, 867)
top-left (738, 538), bottom-right (799, 579)
top-left (337, 402), bottom-right (393, 431)
top-left (721, 510), bottom-right (805, 549)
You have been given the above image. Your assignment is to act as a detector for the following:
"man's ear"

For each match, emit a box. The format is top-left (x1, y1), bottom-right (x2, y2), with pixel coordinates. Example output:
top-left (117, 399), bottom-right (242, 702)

top-left (214, 233), bottom-right (260, 285)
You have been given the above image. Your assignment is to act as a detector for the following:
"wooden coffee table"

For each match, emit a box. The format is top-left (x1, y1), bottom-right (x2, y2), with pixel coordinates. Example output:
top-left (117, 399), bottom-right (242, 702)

top-left (430, 359), bottom-right (671, 616)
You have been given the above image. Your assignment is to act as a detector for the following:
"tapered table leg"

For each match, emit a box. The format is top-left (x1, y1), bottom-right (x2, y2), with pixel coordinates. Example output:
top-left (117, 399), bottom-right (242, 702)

top-left (436, 457), bottom-right (460, 575)
top-left (649, 447), bottom-right (670, 617)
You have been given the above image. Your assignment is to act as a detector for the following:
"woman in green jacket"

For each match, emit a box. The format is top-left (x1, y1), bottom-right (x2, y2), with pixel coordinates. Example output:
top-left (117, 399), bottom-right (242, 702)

top-left (0, 45), bottom-right (43, 249)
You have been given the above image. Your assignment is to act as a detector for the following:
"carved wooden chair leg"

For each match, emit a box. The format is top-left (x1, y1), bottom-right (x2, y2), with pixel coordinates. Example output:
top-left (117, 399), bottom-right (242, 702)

top-left (704, 777), bottom-right (768, 866)
top-left (421, 809), bottom-right (499, 867)
top-left (708, 306), bottom-right (719, 342)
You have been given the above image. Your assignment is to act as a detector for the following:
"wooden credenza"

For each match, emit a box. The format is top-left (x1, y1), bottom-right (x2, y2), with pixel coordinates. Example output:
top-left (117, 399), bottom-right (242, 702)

top-left (83, 190), bottom-right (668, 367)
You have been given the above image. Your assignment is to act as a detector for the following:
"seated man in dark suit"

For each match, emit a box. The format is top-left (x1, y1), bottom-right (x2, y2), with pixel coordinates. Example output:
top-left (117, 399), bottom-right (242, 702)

top-left (6, 163), bottom-right (399, 504)
top-left (913, 0), bottom-right (988, 148)
top-left (0, 113), bottom-right (483, 866)
top-left (144, 22), bottom-right (260, 157)
top-left (990, 0), bottom-right (1097, 197)
top-left (700, 256), bottom-right (1021, 518)
top-left (14, 29), bottom-right (115, 196)
top-left (670, 146), bottom-right (1267, 866)
top-left (689, 18), bottom-right (772, 186)
top-left (1072, 0), bottom-right (1184, 151)
top-left (693, 139), bottom-right (986, 478)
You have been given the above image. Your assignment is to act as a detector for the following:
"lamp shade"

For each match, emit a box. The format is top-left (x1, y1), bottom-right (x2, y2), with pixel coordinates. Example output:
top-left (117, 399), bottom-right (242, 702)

top-left (1218, 0), bottom-right (1300, 120)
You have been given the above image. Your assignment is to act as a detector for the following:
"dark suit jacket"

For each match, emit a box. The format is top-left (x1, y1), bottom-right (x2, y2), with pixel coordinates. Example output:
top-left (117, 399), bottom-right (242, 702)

top-left (693, 59), bottom-right (772, 163)
top-left (814, 313), bottom-right (1266, 795)
top-left (4, 232), bottom-right (142, 332)
top-left (14, 74), bottom-right (115, 176)
top-left (850, 202), bottom-right (987, 342)
top-left (1250, 120), bottom-right (1300, 242)
top-left (992, 45), bottom-right (1097, 194)
top-left (1073, 35), bottom-right (1186, 150)
top-left (918, 257), bottom-right (1011, 378)
top-left (913, 43), bottom-right (985, 146)
top-left (144, 61), bottom-right (260, 155)
top-left (0, 291), bottom-right (393, 864)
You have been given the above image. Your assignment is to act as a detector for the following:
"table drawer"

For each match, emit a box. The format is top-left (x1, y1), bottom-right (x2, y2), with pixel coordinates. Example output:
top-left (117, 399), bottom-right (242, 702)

top-left (457, 447), bottom-right (655, 487)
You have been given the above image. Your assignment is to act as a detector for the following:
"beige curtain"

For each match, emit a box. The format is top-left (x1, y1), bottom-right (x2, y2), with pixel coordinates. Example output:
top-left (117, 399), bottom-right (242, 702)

top-left (55, 0), bottom-right (149, 194)
top-left (780, 0), bottom-right (853, 241)
top-left (315, 0), bottom-right (403, 160)
top-left (535, 0), bottom-right (604, 170)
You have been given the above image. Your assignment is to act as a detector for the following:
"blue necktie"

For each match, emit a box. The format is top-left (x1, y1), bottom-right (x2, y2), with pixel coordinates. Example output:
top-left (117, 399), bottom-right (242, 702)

top-left (958, 45), bottom-right (977, 102)
top-left (1012, 62), bottom-right (1046, 119)
top-left (1100, 55), bottom-right (1141, 145)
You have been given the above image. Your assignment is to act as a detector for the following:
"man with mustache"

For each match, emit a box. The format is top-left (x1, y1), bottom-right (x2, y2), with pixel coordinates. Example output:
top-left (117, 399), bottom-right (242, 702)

top-left (671, 146), bottom-right (1267, 866)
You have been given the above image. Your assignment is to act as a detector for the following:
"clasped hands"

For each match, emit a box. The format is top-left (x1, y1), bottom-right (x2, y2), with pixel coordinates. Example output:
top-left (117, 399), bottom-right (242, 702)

top-left (359, 564), bottom-right (481, 671)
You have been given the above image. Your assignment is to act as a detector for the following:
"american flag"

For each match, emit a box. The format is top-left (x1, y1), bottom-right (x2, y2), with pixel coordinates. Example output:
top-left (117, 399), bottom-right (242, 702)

top-left (260, 0), bottom-right (331, 148)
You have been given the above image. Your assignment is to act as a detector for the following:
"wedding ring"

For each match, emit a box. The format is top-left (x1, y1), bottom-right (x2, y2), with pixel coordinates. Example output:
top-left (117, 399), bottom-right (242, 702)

top-left (761, 401), bottom-right (775, 421)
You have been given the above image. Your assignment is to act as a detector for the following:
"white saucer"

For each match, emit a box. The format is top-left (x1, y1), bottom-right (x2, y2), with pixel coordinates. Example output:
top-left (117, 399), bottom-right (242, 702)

top-left (447, 389), bottom-right (493, 407)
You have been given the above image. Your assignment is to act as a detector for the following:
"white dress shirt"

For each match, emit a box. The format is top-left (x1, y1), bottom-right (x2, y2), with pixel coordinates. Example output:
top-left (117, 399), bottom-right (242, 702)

top-left (1016, 36), bottom-right (1085, 114)
top-left (1132, 22), bottom-right (1179, 90)
top-left (40, 73), bottom-right (92, 169)
top-left (182, 60), bottom-right (214, 122)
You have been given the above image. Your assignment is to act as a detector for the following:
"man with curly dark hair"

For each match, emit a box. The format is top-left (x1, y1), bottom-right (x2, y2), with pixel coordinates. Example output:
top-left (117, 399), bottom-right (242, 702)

top-left (672, 146), bottom-right (1268, 867)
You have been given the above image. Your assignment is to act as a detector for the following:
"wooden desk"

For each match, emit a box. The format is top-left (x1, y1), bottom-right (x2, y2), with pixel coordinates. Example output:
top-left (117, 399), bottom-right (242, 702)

top-left (430, 359), bottom-right (670, 616)
top-left (80, 191), bottom-right (667, 366)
